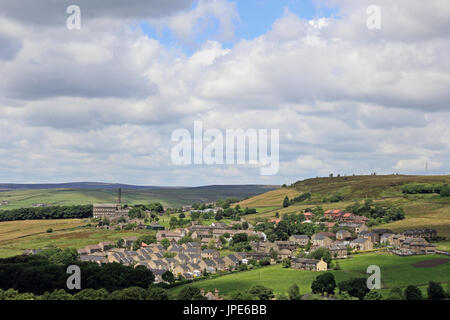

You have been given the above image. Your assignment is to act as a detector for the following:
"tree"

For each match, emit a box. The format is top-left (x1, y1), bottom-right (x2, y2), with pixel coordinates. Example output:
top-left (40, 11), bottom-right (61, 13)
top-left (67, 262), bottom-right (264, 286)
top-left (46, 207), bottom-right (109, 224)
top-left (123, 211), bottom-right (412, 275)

top-left (116, 238), bottom-right (124, 248)
top-left (190, 211), bottom-right (200, 221)
top-left (162, 271), bottom-right (175, 284)
top-left (177, 286), bottom-right (206, 300)
top-left (283, 196), bottom-right (290, 208)
top-left (231, 233), bottom-right (248, 245)
top-left (229, 291), bottom-right (256, 300)
top-left (45, 289), bottom-right (73, 300)
top-left (178, 212), bottom-right (185, 219)
top-left (47, 248), bottom-right (78, 265)
top-left (214, 210), bottom-right (223, 221)
top-left (147, 286), bottom-right (169, 300)
top-left (405, 285), bottom-right (422, 300)
top-left (160, 238), bottom-right (170, 249)
top-left (427, 281), bottom-right (445, 300)
top-left (387, 288), bottom-right (403, 300)
top-left (308, 248), bottom-right (332, 265)
top-left (46, 228), bottom-right (53, 233)
top-left (73, 288), bottom-right (109, 300)
top-left (208, 238), bottom-right (216, 250)
top-left (288, 283), bottom-right (300, 300)
top-left (338, 278), bottom-right (369, 300)
top-left (311, 272), bottom-right (336, 295)
top-left (110, 287), bottom-right (148, 300)
top-left (364, 290), bottom-right (382, 300)
top-left (247, 286), bottom-right (274, 300)
top-left (169, 217), bottom-right (178, 229)
top-left (242, 221), bottom-right (249, 230)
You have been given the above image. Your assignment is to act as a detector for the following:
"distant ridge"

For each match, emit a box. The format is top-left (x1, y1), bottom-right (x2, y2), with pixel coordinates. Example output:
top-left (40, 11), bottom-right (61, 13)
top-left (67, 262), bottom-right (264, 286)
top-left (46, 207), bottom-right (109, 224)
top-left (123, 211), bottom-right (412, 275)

top-left (0, 182), bottom-right (160, 191)
top-left (0, 182), bottom-right (277, 191)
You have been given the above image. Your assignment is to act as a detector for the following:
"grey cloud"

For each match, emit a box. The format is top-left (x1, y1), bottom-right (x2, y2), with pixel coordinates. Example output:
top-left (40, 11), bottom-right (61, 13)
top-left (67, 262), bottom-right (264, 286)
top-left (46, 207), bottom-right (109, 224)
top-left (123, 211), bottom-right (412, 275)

top-left (0, 32), bottom-right (22, 60)
top-left (3, 63), bottom-right (157, 100)
top-left (0, 0), bottom-right (194, 26)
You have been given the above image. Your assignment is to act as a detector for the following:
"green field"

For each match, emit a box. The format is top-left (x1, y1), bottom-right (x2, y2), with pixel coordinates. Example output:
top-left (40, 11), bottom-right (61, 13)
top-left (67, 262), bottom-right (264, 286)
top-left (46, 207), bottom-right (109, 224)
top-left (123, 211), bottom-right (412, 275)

top-left (169, 252), bottom-right (450, 298)
top-left (0, 219), bottom-right (155, 258)
top-left (0, 185), bottom-right (276, 210)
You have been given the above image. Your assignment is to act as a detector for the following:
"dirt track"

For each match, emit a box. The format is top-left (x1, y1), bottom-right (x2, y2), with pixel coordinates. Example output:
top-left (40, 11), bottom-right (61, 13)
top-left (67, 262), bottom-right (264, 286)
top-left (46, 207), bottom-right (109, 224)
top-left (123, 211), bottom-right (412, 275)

top-left (412, 258), bottom-right (450, 268)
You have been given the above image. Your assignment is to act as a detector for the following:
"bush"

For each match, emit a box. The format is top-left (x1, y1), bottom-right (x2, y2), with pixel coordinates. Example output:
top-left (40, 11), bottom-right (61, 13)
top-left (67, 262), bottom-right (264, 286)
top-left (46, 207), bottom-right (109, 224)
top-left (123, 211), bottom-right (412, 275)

top-left (110, 287), bottom-right (148, 300)
top-left (387, 288), bottom-right (403, 300)
top-left (427, 281), bottom-right (445, 300)
top-left (288, 283), bottom-right (300, 300)
top-left (311, 272), bottom-right (336, 295)
top-left (247, 285), bottom-right (274, 300)
top-left (338, 278), bottom-right (369, 300)
top-left (177, 286), bottom-right (206, 300)
top-left (404, 285), bottom-right (423, 300)
top-left (364, 290), bottom-right (382, 300)
top-left (46, 228), bottom-right (53, 233)
top-left (282, 258), bottom-right (291, 268)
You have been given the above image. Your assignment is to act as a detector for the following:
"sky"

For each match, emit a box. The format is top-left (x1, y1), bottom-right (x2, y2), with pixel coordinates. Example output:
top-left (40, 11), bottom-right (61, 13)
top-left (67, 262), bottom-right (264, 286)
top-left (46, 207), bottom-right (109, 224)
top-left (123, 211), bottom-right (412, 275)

top-left (0, 0), bottom-right (449, 186)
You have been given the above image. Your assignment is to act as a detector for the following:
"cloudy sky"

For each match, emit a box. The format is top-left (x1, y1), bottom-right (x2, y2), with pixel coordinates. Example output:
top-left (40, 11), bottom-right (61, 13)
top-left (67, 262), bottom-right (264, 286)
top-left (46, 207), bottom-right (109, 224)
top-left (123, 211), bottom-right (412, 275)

top-left (0, 0), bottom-right (449, 186)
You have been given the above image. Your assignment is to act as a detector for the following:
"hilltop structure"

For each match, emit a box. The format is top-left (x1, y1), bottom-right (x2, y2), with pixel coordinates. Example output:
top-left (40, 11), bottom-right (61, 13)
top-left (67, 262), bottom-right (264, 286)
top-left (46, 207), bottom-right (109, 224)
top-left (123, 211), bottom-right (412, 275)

top-left (93, 188), bottom-right (130, 219)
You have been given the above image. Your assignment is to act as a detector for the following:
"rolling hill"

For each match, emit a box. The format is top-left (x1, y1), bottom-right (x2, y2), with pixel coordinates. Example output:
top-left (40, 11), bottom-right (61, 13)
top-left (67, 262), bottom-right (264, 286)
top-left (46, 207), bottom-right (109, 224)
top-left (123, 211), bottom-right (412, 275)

top-left (0, 184), bottom-right (277, 209)
top-left (237, 175), bottom-right (450, 238)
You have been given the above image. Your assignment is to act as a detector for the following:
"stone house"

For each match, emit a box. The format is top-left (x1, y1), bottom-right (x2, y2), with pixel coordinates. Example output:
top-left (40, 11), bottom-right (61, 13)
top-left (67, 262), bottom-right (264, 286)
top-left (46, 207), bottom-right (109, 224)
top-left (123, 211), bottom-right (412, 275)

top-left (289, 235), bottom-right (310, 246)
top-left (223, 254), bottom-right (240, 269)
top-left (175, 253), bottom-right (190, 264)
top-left (198, 259), bottom-right (217, 273)
top-left (336, 230), bottom-right (352, 240)
top-left (85, 244), bottom-right (102, 254)
top-left (122, 236), bottom-right (138, 248)
top-left (291, 258), bottom-right (327, 271)
top-left (401, 237), bottom-right (436, 255)
top-left (201, 249), bottom-right (220, 259)
top-left (173, 264), bottom-right (191, 276)
top-left (311, 234), bottom-right (333, 247)
top-left (350, 238), bottom-right (373, 251)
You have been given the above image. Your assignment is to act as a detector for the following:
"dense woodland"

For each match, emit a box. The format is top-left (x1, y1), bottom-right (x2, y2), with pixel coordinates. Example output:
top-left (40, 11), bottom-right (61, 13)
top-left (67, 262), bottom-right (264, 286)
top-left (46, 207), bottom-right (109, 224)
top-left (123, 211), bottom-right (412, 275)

top-left (0, 248), bottom-right (154, 294)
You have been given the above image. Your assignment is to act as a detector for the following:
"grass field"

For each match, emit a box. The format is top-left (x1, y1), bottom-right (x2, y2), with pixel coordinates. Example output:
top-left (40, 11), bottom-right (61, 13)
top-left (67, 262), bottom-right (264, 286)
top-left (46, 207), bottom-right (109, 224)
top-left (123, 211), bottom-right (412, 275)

top-left (0, 219), bottom-right (155, 258)
top-left (434, 241), bottom-right (450, 252)
top-left (169, 252), bottom-right (450, 297)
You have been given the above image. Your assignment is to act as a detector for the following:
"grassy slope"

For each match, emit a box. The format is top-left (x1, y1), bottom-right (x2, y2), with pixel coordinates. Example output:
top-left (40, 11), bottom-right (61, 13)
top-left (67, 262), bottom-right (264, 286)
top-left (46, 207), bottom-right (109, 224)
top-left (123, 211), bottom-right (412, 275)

top-left (0, 219), bottom-right (155, 258)
top-left (169, 252), bottom-right (450, 297)
top-left (236, 175), bottom-right (450, 238)
top-left (0, 185), bottom-right (277, 210)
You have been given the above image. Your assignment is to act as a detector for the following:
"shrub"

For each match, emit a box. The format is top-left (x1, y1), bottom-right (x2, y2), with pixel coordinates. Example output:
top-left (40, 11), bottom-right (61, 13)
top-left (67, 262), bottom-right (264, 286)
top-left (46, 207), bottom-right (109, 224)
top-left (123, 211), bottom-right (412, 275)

top-left (404, 285), bottom-right (423, 300)
top-left (427, 281), bottom-right (445, 300)
top-left (364, 290), bottom-right (382, 300)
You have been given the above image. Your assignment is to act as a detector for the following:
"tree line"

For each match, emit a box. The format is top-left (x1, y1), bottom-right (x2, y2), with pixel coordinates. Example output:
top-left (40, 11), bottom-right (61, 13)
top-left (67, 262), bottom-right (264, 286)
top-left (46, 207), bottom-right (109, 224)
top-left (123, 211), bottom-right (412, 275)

top-left (0, 205), bottom-right (93, 221)
top-left (402, 183), bottom-right (450, 197)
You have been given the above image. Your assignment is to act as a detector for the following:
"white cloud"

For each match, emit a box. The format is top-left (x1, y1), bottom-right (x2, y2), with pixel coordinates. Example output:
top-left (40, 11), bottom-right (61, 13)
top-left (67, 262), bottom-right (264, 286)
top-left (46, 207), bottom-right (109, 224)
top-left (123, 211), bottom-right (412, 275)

top-left (0, 0), bottom-right (449, 185)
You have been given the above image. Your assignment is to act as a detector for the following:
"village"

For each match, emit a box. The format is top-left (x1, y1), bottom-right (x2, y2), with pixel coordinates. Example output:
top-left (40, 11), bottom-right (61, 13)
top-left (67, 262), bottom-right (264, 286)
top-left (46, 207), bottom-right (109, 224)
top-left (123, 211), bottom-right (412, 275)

top-left (70, 193), bottom-right (440, 288)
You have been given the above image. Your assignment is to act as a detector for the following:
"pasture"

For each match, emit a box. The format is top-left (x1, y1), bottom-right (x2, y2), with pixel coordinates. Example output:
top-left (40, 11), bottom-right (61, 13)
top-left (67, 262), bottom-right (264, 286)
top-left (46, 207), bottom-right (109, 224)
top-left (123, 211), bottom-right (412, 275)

top-left (0, 219), bottom-right (155, 258)
top-left (169, 252), bottom-right (450, 297)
